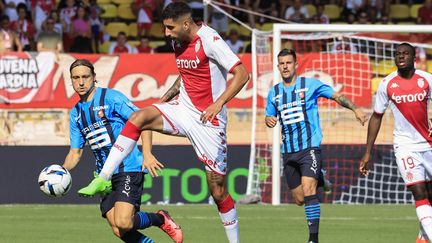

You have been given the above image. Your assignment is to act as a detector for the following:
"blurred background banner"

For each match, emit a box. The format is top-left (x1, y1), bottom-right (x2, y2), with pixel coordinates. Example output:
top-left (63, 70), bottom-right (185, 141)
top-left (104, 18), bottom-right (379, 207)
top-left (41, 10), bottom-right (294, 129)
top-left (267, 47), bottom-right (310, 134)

top-left (0, 52), bottom-right (371, 108)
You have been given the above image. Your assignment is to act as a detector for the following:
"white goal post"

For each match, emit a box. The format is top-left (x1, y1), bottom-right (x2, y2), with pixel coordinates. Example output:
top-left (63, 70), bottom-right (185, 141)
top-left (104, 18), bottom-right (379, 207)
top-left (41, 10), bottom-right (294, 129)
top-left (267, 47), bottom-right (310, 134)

top-left (268, 24), bottom-right (432, 205)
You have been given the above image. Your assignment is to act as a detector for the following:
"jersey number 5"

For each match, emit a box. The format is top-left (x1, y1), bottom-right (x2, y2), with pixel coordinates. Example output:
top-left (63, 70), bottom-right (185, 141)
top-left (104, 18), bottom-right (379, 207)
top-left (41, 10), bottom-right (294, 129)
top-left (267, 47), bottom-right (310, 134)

top-left (280, 107), bottom-right (304, 125)
top-left (86, 127), bottom-right (111, 149)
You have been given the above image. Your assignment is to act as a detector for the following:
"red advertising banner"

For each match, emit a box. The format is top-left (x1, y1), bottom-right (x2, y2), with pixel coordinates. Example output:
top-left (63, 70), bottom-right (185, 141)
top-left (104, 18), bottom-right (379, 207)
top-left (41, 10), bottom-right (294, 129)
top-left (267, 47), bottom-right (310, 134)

top-left (0, 52), bottom-right (371, 108)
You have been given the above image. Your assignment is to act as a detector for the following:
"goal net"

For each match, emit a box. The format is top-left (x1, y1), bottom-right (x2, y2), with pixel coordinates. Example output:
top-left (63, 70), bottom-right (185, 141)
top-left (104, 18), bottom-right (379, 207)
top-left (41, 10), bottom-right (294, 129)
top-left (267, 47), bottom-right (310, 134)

top-left (247, 24), bottom-right (432, 205)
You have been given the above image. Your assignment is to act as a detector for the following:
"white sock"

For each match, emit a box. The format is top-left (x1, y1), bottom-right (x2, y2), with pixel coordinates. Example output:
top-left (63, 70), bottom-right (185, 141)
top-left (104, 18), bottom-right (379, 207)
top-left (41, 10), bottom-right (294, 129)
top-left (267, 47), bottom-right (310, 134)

top-left (416, 204), bottom-right (432, 240)
top-left (219, 208), bottom-right (239, 243)
top-left (99, 134), bottom-right (137, 180)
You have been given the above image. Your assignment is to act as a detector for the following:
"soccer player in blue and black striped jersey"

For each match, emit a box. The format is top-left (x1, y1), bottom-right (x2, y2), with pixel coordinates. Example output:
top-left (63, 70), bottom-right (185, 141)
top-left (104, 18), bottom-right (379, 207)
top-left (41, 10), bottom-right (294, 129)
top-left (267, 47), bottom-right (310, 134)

top-left (62, 59), bottom-right (183, 243)
top-left (265, 49), bottom-right (367, 243)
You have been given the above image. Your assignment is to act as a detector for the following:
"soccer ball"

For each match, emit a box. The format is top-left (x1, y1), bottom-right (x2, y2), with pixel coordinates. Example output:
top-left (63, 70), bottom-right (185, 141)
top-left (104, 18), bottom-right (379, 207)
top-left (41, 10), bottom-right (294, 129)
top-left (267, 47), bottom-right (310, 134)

top-left (38, 164), bottom-right (72, 197)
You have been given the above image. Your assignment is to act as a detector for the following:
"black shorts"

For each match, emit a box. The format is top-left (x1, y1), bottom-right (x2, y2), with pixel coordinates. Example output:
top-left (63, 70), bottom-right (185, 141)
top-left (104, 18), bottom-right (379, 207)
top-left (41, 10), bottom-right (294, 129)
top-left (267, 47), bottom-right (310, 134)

top-left (100, 172), bottom-right (144, 218)
top-left (283, 147), bottom-right (322, 190)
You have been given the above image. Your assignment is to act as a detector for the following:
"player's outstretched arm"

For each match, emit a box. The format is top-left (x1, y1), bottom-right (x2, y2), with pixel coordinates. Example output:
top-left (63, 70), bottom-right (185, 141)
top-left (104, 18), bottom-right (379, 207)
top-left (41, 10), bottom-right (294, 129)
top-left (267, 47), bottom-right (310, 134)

top-left (331, 91), bottom-right (368, 125)
top-left (200, 64), bottom-right (249, 123)
top-left (265, 116), bottom-right (278, 128)
top-left (62, 148), bottom-right (83, 171)
top-left (359, 112), bottom-right (384, 176)
top-left (141, 130), bottom-right (164, 177)
top-left (159, 75), bottom-right (181, 103)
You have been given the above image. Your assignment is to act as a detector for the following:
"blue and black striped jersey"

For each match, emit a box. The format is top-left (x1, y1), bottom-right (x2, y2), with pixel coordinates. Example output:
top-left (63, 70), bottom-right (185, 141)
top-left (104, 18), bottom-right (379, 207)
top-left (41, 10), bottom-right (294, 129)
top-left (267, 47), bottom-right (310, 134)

top-left (266, 77), bottom-right (334, 153)
top-left (69, 87), bottom-right (142, 174)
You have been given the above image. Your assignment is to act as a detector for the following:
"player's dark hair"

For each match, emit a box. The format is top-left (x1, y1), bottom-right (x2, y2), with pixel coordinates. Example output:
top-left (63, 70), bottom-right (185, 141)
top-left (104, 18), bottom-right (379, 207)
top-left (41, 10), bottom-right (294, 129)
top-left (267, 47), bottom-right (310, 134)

top-left (278, 48), bottom-right (297, 62)
top-left (69, 59), bottom-right (96, 76)
top-left (162, 2), bottom-right (192, 21)
top-left (397, 42), bottom-right (416, 56)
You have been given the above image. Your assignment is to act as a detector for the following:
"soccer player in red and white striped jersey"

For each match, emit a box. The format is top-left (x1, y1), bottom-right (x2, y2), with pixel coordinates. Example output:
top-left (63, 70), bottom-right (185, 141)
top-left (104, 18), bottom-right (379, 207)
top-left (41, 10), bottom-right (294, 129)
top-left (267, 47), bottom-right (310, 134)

top-left (360, 43), bottom-right (432, 243)
top-left (79, 2), bottom-right (249, 242)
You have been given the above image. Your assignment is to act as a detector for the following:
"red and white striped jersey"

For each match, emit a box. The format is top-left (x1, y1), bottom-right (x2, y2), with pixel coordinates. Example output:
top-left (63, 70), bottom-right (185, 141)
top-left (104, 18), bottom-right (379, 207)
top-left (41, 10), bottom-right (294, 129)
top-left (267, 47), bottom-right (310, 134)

top-left (375, 69), bottom-right (432, 151)
top-left (173, 24), bottom-right (241, 127)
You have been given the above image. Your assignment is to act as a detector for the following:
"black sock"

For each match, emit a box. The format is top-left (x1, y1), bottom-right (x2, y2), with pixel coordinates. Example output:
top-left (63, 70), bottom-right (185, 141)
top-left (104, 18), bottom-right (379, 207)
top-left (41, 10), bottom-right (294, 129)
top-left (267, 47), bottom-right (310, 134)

top-left (304, 195), bottom-right (320, 243)
top-left (147, 212), bottom-right (164, 227)
top-left (133, 212), bottom-right (164, 229)
top-left (120, 230), bottom-right (153, 243)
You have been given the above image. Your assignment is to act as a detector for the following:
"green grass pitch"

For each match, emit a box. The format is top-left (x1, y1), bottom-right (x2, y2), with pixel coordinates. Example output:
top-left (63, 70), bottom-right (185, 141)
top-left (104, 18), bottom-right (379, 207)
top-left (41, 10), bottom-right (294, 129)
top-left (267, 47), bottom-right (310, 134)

top-left (0, 204), bottom-right (419, 243)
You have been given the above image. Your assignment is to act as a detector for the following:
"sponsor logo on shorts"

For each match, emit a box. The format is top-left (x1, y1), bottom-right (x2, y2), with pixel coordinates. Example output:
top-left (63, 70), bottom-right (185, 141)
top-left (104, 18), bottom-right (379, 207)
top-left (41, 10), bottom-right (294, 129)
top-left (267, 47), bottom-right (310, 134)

top-left (310, 149), bottom-right (317, 174)
top-left (122, 175), bottom-right (131, 197)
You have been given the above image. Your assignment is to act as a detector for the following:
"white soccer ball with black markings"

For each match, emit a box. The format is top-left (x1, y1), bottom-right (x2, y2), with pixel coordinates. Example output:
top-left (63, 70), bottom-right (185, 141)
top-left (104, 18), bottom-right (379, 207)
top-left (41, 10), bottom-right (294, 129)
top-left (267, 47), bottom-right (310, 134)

top-left (38, 164), bottom-right (72, 197)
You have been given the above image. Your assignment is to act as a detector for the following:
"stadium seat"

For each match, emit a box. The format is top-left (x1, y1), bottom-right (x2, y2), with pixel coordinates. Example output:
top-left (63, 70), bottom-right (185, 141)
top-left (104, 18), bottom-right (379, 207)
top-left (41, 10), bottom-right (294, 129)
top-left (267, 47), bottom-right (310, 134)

top-left (410, 4), bottom-right (422, 19)
top-left (105, 22), bottom-right (129, 38)
top-left (100, 41), bottom-right (111, 54)
top-left (100, 4), bottom-right (118, 19)
top-left (371, 77), bottom-right (382, 94)
top-left (324, 4), bottom-right (340, 20)
top-left (237, 25), bottom-right (251, 38)
top-left (150, 23), bottom-right (165, 39)
top-left (389, 4), bottom-right (410, 20)
top-left (128, 23), bottom-right (138, 38)
top-left (118, 4), bottom-right (136, 20)
top-left (305, 4), bottom-right (316, 16)
top-left (97, 0), bottom-right (111, 4)
top-left (373, 59), bottom-right (397, 76)
top-left (259, 23), bottom-right (273, 31)
top-left (129, 40), bottom-right (139, 48)
top-left (112, 0), bottom-right (134, 4)
top-left (149, 40), bottom-right (165, 49)
top-left (427, 60), bottom-right (432, 73)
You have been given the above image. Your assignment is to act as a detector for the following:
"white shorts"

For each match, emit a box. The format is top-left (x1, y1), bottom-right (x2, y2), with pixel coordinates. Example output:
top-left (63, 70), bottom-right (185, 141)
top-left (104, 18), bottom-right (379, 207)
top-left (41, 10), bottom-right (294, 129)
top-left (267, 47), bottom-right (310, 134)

top-left (152, 100), bottom-right (228, 175)
top-left (394, 149), bottom-right (432, 186)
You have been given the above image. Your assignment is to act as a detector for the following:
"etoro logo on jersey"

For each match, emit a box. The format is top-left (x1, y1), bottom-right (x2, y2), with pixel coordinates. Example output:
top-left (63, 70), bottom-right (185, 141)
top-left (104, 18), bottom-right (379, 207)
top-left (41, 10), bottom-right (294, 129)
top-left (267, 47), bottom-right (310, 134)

top-left (176, 56), bottom-right (200, 69)
top-left (391, 90), bottom-right (427, 104)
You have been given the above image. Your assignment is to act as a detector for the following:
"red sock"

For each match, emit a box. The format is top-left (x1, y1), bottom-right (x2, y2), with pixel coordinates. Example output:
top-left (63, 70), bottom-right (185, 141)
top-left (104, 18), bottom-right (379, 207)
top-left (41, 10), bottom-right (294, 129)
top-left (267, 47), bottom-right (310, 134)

top-left (121, 121), bottom-right (141, 141)
top-left (216, 194), bottom-right (235, 213)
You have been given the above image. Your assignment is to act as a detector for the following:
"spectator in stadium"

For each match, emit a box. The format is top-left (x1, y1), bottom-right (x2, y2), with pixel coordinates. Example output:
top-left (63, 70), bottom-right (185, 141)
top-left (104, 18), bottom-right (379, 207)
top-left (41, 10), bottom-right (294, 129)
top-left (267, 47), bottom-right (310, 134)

top-left (135, 36), bottom-right (154, 53)
top-left (3, 0), bottom-right (25, 22)
top-left (62, 58), bottom-right (183, 243)
top-left (417, 0), bottom-right (432, 25)
top-left (69, 5), bottom-right (93, 53)
top-left (59, 0), bottom-right (77, 52)
top-left (357, 10), bottom-right (370, 24)
top-left (210, 0), bottom-right (230, 38)
top-left (43, 10), bottom-right (66, 36)
top-left (359, 43), bottom-right (432, 243)
top-left (341, 0), bottom-right (366, 22)
top-left (109, 31), bottom-right (137, 54)
top-left (0, 1), bottom-right (4, 16)
top-left (266, 48), bottom-right (367, 243)
top-left (187, 0), bottom-right (204, 22)
top-left (225, 29), bottom-right (243, 54)
top-left (79, 3), bottom-right (249, 243)
top-left (88, 0), bottom-right (103, 53)
top-left (133, 0), bottom-right (157, 38)
top-left (284, 0), bottom-right (309, 23)
top-left (36, 17), bottom-right (63, 53)
top-left (32, 0), bottom-right (57, 33)
top-left (254, 0), bottom-right (279, 24)
top-left (10, 3), bottom-right (35, 51)
top-left (310, 3), bottom-right (329, 24)
top-left (0, 15), bottom-right (22, 52)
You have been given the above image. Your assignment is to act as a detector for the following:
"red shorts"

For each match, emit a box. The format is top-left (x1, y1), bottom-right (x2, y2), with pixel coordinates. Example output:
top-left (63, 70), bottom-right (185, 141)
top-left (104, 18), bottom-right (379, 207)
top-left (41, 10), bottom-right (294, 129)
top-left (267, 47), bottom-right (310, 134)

top-left (138, 23), bottom-right (152, 30)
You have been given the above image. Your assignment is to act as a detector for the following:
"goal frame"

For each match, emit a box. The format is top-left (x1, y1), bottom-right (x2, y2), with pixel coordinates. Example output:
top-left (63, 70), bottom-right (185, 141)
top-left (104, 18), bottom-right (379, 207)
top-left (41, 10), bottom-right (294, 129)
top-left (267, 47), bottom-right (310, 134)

top-left (269, 24), bottom-right (432, 205)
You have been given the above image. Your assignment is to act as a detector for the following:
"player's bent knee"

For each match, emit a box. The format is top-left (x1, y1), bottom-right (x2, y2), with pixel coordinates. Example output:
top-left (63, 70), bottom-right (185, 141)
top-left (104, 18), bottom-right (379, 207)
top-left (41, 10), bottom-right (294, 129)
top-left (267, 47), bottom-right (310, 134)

top-left (115, 216), bottom-right (133, 232)
top-left (294, 198), bottom-right (304, 206)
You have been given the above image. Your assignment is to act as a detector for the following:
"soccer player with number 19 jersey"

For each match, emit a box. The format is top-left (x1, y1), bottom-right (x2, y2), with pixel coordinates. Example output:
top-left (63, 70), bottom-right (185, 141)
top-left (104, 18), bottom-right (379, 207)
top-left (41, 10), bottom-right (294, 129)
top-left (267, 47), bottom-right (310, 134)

top-left (78, 2), bottom-right (249, 243)
top-left (360, 43), bottom-right (432, 243)
top-left (266, 49), bottom-right (367, 243)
